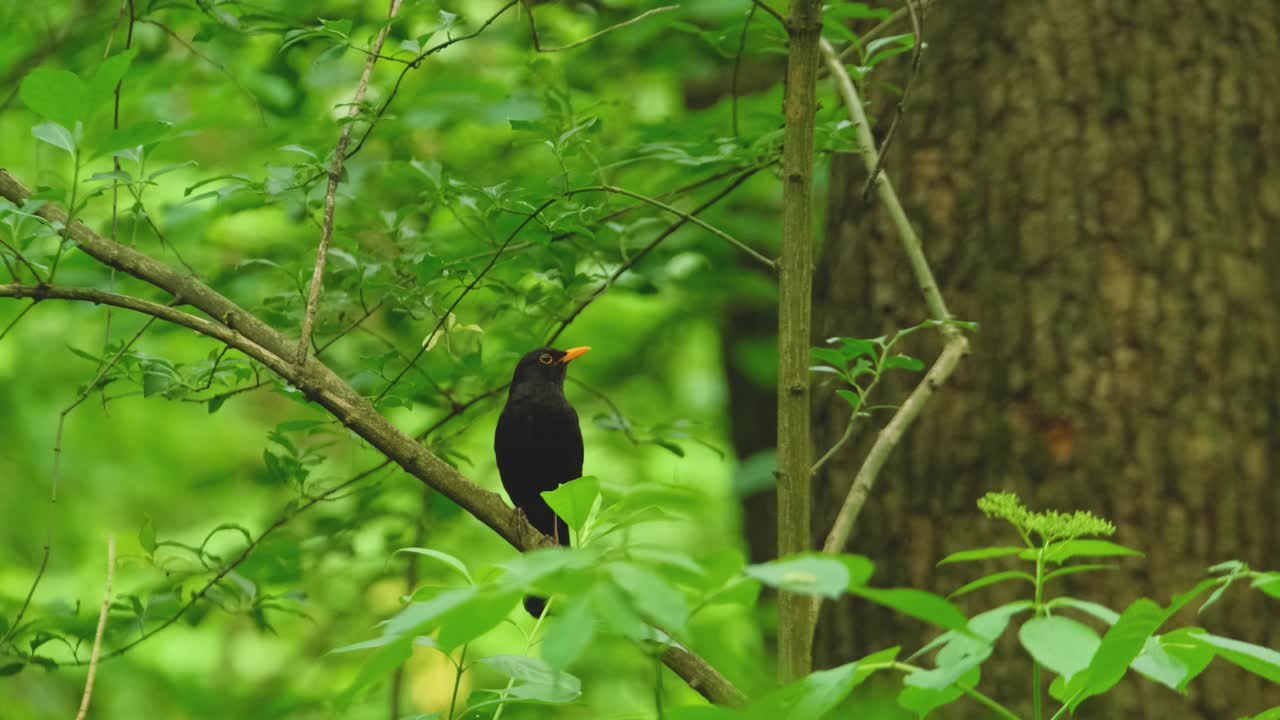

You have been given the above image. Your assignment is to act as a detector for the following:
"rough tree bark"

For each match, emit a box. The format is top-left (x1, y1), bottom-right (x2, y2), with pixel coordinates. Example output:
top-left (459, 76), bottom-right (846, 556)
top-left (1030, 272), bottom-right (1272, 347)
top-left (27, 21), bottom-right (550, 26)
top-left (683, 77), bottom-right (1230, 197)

top-left (809, 2), bottom-right (1280, 718)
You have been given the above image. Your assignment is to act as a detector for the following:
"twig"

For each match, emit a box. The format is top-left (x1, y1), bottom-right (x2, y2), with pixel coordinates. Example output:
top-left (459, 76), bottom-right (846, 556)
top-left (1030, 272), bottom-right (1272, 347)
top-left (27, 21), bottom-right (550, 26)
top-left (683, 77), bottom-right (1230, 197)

top-left (373, 196), bottom-right (557, 404)
top-left (573, 184), bottom-right (775, 270)
top-left (859, 0), bottom-right (923, 201)
top-left (137, 18), bottom-right (266, 126)
top-left (0, 236), bottom-right (46, 283)
top-left (731, 2), bottom-right (758, 138)
top-left (820, 37), bottom-right (951, 324)
top-left (340, 1), bottom-right (521, 168)
top-left (74, 535), bottom-right (115, 720)
top-left (296, 0), bottom-right (404, 366)
top-left (546, 168), bottom-right (762, 345)
top-left (0, 300), bottom-right (38, 343)
top-left (818, 338), bottom-right (966, 559)
top-left (523, 2), bottom-right (678, 53)
top-left (751, 0), bottom-right (787, 29)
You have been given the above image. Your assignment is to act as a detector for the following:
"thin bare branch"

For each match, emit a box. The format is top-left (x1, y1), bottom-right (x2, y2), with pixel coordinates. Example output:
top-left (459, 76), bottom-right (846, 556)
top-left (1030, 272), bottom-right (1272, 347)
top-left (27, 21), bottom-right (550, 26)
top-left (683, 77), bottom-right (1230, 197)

top-left (731, 3), bottom-right (758, 138)
top-left (137, 18), bottom-right (266, 126)
top-left (74, 535), bottom-right (115, 720)
top-left (820, 37), bottom-right (951, 324)
top-left (524, 2), bottom-right (678, 53)
top-left (546, 168), bottom-right (762, 345)
top-left (751, 0), bottom-right (787, 29)
top-left (0, 300), bottom-right (38, 343)
top-left (374, 196), bottom-right (557, 404)
top-left (819, 337), bottom-right (967, 558)
top-left (859, 0), bottom-right (923, 201)
top-left (574, 184), bottom-right (776, 270)
top-left (341, 1), bottom-right (522, 167)
top-left (0, 235), bottom-right (46, 283)
top-left (297, 0), bottom-right (404, 366)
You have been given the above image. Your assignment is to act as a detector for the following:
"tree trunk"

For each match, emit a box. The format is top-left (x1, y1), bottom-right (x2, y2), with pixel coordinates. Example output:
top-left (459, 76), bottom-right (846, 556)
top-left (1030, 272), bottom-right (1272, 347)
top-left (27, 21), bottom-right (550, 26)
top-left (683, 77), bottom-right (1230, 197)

top-left (811, 1), bottom-right (1280, 717)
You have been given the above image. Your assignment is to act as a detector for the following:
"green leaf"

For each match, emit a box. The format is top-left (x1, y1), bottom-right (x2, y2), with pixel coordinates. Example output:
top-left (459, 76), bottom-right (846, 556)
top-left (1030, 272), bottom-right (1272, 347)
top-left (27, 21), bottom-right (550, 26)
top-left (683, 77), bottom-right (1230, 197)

top-left (88, 49), bottom-right (137, 111)
top-left (897, 665), bottom-right (976, 716)
top-left (1050, 597), bottom-right (1120, 625)
top-left (1244, 708), bottom-right (1280, 720)
top-left (395, 547), bottom-right (473, 584)
top-left (1019, 616), bottom-right (1101, 683)
top-left (750, 647), bottom-right (898, 719)
top-left (478, 655), bottom-right (582, 695)
top-left (138, 517), bottom-right (157, 554)
top-left (810, 347), bottom-right (848, 368)
top-left (541, 476), bottom-right (600, 534)
top-left (937, 546), bottom-right (1027, 565)
top-left (541, 596), bottom-right (595, 669)
top-left (435, 589), bottom-right (520, 649)
top-left (95, 120), bottom-right (171, 158)
top-left (1252, 572), bottom-right (1280, 599)
top-left (907, 604), bottom-right (1026, 690)
top-left (745, 554), bottom-right (851, 599)
top-left (1191, 632), bottom-right (1280, 683)
top-left (1130, 628), bottom-right (1214, 692)
top-left (609, 562), bottom-right (688, 634)
top-left (382, 586), bottom-right (478, 637)
top-left (825, 336), bottom-right (877, 361)
top-left (20, 68), bottom-right (87, 126)
top-left (852, 587), bottom-right (969, 630)
top-left (0, 663), bottom-right (24, 676)
top-left (884, 354), bottom-right (924, 372)
top-left (668, 708), bottom-right (741, 720)
top-left (1037, 539), bottom-right (1143, 564)
top-left (1064, 598), bottom-right (1165, 710)
top-left (947, 570), bottom-right (1035, 598)
top-left (834, 388), bottom-right (861, 408)
top-left (32, 121), bottom-right (77, 155)
top-left (833, 554), bottom-right (875, 590)
top-left (336, 637), bottom-right (412, 706)
top-left (1044, 564), bottom-right (1115, 583)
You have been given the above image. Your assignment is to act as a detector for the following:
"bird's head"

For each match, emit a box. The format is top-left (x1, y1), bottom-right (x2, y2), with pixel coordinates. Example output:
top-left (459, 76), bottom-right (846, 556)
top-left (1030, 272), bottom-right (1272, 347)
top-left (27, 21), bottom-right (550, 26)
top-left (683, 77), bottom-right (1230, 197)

top-left (509, 346), bottom-right (590, 392)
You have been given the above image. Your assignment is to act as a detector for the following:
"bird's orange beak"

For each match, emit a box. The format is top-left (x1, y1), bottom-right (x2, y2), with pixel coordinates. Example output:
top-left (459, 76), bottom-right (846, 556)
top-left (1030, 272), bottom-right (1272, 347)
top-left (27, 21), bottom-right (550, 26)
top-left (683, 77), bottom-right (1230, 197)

top-left (560, 346), bottom-right (591, 363)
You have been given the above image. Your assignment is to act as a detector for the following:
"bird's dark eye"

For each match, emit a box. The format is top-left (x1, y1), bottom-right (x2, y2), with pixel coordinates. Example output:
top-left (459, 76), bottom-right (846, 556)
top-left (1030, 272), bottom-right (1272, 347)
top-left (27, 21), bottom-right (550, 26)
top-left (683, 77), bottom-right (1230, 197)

top-left (538, 353), bottom-right (553, 365)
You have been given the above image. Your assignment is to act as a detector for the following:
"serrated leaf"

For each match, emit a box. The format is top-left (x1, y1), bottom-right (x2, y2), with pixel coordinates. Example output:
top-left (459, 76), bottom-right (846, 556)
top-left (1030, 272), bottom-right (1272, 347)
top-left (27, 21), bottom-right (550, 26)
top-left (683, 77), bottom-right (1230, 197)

top-left (1191, 632), bottom-right (1280, 683)
top-left (947, 570), bottom-right (1035, 598)
top-left (938, 546), bottom-right (1027, 565)
top-left (853, 587), bottom-right (969, 630)
top-left (1034, 539), bottom-right (1143, 564)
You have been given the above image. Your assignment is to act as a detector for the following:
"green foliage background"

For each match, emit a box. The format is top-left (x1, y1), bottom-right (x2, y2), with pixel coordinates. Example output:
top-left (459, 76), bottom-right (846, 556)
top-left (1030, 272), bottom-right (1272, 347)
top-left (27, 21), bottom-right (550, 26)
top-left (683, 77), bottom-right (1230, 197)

top-left (0, 1), bottom-right (798, 717)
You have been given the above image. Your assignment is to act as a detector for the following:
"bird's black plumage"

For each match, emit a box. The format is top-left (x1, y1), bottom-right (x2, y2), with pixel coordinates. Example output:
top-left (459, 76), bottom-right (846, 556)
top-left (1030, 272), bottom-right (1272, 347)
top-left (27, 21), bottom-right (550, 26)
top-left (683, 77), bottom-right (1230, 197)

top-left (494, 346), bottom-right (589, 616)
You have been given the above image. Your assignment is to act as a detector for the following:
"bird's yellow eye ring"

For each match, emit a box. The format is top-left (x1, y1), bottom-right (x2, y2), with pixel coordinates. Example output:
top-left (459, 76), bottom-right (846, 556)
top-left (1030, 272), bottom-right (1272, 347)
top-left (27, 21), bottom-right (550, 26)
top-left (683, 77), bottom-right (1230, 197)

top-left (538, 353), bottom-right (553, 365)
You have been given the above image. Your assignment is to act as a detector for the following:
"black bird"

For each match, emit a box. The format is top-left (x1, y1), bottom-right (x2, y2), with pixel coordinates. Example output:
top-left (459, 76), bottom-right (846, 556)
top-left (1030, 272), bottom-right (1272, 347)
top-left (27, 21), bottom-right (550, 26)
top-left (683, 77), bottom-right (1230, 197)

top-left (494, 346), bottom-right (590, 616)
